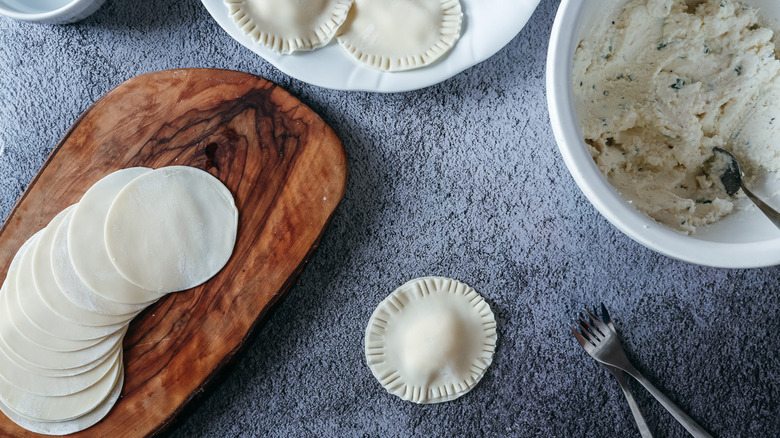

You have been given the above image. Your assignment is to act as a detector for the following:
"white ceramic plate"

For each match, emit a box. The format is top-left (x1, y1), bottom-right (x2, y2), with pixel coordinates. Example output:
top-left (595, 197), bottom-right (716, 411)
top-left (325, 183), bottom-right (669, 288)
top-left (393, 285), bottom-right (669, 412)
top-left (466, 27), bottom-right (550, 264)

top-left (201, 0), bottom-right (541, 92)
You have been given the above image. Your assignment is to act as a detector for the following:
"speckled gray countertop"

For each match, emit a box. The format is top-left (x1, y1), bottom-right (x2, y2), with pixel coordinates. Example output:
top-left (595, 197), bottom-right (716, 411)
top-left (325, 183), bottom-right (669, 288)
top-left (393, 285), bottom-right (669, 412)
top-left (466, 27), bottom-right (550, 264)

top-left (1, 0), bottom-right (778, 436)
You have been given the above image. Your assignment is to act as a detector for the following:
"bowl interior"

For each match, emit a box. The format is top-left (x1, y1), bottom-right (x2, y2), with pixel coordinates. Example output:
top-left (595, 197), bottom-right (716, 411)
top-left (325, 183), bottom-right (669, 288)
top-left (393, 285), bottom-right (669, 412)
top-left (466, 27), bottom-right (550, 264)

top-left (0, 0), bottom-right (72, 14)
top-left (550, 0), bottom-right (780, 267)
top-left (576, 0), bottom-right (780, 41)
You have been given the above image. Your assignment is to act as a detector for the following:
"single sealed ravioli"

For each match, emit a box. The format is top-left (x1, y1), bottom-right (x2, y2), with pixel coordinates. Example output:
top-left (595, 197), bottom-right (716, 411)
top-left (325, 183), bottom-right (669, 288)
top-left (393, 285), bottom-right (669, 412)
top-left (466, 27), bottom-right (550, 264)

top-left (224, 0), bottom-right (353, 54)
top-left (336, 0), bottom-right (463, 72)
top-left (365, 277), bottom-right (496, 404)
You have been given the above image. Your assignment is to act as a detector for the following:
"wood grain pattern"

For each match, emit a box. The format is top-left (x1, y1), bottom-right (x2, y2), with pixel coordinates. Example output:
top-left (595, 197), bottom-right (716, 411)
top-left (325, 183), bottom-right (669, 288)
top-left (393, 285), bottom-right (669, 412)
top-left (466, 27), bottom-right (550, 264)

top-left (0, 69), bottom-right (348, 437)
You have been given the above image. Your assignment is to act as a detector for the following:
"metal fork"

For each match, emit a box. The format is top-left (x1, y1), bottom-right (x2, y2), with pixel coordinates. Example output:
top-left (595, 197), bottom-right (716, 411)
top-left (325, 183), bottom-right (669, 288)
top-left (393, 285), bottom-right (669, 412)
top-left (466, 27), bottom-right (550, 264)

top-left (571, 305), bottom-right (713, 438)
top-left (601, 364), bottom-right (653, 437)
top-left (571, 305), bottom-right (653, 437)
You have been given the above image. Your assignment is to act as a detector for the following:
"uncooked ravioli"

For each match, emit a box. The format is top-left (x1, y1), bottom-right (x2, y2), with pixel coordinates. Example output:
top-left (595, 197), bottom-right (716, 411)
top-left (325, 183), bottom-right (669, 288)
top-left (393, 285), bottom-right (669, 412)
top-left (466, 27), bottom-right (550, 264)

top-left (225, 0), bottom-right (353, 54)
top-left (365, 277), bottom-right (497, 404)
top-left (104, 166), bottom-right (238, 293)
top-left (68, 167), bottom-right (162, 305)
top-left (336, 0), bottom-right (463, 71)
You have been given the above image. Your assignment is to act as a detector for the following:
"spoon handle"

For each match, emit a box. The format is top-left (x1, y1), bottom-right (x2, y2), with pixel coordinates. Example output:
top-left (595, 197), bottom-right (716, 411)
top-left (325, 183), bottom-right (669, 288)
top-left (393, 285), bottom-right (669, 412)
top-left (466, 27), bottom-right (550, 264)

top-left (741, 184), bottom-right (780, 230)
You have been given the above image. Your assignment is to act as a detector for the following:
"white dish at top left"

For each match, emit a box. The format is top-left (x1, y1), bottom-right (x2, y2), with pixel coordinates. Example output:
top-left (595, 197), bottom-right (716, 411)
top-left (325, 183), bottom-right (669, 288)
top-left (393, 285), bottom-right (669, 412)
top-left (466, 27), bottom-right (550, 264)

top-left (0, 0), bottom-right (106, 24)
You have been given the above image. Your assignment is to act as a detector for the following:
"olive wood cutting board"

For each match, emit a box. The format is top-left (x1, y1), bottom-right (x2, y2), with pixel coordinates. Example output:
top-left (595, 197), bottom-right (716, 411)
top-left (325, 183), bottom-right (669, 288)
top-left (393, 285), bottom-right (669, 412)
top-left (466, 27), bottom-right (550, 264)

top-left (0, 68), bottom-right (348, 437)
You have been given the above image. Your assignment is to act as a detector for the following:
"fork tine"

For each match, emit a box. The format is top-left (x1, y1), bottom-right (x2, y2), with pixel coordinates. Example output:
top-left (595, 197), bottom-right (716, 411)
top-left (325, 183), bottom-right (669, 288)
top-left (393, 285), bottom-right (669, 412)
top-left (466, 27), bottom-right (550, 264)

top-left (577, 313), bottom-right (601, 340)
top-left (571, 319), bottom-right (591, 340)
top-left (600, 303), bottom-right (616, 331)
top-left (569, 324), bottom-right (592, 348)
top-left (583, 307), bottom-right (608, 334)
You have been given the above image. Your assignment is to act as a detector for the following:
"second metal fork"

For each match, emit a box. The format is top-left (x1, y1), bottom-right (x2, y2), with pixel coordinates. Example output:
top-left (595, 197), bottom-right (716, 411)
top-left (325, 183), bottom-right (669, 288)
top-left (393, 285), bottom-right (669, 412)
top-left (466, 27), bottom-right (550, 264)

top-left (571, 305), bottom-right (653, 438)
top-left (571, 304), bottom-right (713, 438)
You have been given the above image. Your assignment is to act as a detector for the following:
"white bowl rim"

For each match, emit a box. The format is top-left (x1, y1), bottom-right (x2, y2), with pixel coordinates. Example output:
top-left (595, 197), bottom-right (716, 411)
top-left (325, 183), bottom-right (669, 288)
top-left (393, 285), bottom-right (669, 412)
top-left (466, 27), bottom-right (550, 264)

top-left (0, 0), bottom-right (94, 22)
top-left (546, 0), bottom-right (780, 269)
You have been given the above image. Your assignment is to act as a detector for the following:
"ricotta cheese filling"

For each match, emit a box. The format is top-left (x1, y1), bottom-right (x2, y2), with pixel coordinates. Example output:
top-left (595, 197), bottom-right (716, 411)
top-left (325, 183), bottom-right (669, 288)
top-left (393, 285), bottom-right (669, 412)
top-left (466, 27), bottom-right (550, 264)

top-left (574, 0), bottom-right (780, 232)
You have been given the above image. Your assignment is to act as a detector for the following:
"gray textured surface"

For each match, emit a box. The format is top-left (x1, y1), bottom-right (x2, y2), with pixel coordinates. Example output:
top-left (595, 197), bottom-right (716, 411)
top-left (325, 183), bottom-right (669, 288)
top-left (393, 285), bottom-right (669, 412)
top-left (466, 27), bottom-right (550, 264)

top-left (0, 0), bottom-right (779, 437)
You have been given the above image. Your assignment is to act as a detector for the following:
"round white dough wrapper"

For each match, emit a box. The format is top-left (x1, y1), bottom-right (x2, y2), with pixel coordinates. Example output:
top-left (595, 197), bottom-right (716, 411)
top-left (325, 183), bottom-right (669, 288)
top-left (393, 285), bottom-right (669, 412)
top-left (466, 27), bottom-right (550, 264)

top-left (0, 358), bottom-right (123, 436)
top-left (7, 271), bottom-right (99, 352)
top-left (104, 166), bottom-right (238, 293)
top-left (0, 355), bottom-right (121, 423)
top-left (0, 227), bottom-right (96, 353)
top-left (17, 217), bottom-right (128, 342)
top-left (68, 167), bottom-right (164, 305)
top-left (32, 207), bottom-right (136, 328)
top-left (52, 212), bottom-right (150, 316)
top-left (0, 233), bottom-right (97, 354)
top-left (365, 276), bottom-right (497, 404)
top-left (0, 294), bottom-right (125, 372)
top-left (0, 232), bottom-right (125, 377)
top-left (0, 342), bottom-right (120, 397)
top-left (0, 329), bottom-right (122, 379)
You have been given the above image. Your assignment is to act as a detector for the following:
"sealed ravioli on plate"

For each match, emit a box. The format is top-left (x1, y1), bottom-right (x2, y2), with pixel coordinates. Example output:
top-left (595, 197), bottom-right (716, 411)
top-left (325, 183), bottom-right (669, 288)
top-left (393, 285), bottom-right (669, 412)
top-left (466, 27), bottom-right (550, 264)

top-left (336, 0), bottom-right (463, 72)
top-left (364, 276), bottom-right (496, 404)
top-left (224, 0), bottom-right (353, 54)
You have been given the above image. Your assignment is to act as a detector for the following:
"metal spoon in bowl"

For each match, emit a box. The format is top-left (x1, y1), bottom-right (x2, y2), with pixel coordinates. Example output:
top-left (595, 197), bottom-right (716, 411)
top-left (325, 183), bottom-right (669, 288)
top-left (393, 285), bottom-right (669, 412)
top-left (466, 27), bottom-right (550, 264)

top-left (711, 147), bottom-right (780, 229)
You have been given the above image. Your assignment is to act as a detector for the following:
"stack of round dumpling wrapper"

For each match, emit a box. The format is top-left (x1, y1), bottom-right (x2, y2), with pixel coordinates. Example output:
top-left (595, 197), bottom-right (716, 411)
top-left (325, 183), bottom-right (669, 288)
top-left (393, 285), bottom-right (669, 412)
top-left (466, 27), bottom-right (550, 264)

top-left (0, 166), bottom-right (238, 435)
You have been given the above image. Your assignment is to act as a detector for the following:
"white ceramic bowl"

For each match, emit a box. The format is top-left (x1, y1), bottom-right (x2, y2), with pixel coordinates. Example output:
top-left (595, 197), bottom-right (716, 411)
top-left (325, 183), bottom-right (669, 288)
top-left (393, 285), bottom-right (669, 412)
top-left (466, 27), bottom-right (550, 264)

top-left (547, 0), bottom-right (780, 268)
top-left (0, 0), bottom-right (106, 24)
